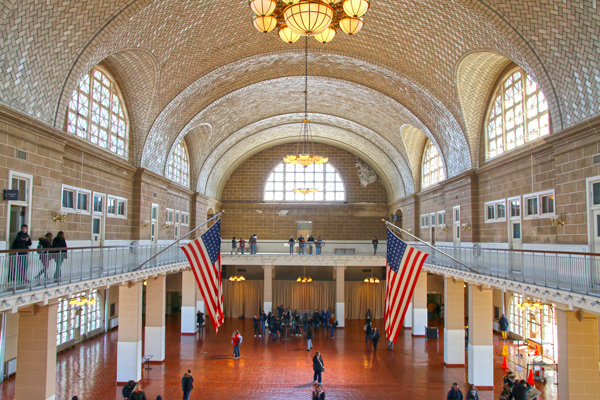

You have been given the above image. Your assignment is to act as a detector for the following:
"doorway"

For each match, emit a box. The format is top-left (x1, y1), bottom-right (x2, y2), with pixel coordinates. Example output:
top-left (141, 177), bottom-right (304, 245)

top-left (508, 197), bottom-right (522, 250)
top-left (452, 206), bottom-right (460, 247)
top-left (151, 204), bottom-right (159, 244)
top-left (587, 177), bottom-right (600, 253)
top-left (6, 172), bottom-right (32, 249)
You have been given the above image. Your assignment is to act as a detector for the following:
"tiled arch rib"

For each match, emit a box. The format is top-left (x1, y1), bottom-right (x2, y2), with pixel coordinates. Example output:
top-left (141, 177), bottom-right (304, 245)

top-left (198, 120), bottom-right (408, 201)
top-left (401, 126), bottom-right (430, 194)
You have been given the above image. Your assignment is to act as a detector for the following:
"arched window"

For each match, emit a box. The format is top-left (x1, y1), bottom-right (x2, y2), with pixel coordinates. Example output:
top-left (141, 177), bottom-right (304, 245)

top-left (264, 162), bottom-right (345, 202)
top-left (421, 140), bottom-right (445, 188)
top-left (166, 140), bottom-right (190, 187)
top-left (66, 67), bottom-right (129, 157)
top-left (486, 68), bottom-right (550, 160)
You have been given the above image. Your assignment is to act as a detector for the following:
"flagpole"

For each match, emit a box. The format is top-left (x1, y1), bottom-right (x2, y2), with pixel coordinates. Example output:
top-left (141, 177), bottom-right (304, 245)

top-left (134, 212), bottom-right (222, 271)
top-left (383, 220), bottom-right (476, 273)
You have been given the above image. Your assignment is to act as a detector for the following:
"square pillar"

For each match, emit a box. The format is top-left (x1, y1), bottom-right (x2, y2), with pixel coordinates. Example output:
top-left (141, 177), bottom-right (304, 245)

top-left (263, 265), bottom-right (274, 313)
top-left (117, 282), bottom-right (143, 384)
top-left (335, 265), bottom-right (346, 327)
top-left (181, 269), bottom-right (197, 334)
top-left (196, 285), bottom-right (205, 315)
top-left (144, 275), bottom-right (166, 362)
top-left (403, 299), bottom-right (413, 329)
top-left (467, 284), bottom-right (494, 388)
top-left (557, 309), bottom-right (600, 400)
top-left (444, 277), bottom-right (465, 366)
top-left (15, 304), bottom-right (58, 400)
top-left (412, 271), bottom-right (427, 336)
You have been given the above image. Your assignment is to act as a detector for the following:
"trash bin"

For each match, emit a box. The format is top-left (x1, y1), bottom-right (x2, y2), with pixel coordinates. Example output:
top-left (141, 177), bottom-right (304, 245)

top-left (425, 326), bottom-right (438, 340)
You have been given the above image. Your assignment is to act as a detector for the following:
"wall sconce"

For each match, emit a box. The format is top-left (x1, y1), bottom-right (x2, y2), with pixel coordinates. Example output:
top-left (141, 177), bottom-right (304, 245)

top-left (163, 223), bottom-right (172, 230)
top-left (551, 217), bottom-right (565, 227)
top-left (440, 224), bottom-right (448, 232)
top-left (53, 211), bottom-right (67, 222)
top-left (461, 223), bottom-right (471, 231)
top-left (140, 220), bottom-right (150, 228)
top-left (407, 229), bottom-right (414, 234)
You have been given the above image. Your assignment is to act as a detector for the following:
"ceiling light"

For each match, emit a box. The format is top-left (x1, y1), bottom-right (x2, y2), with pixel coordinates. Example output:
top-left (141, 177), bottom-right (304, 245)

top-left (279, 24), bottom-right (301, 43)
top-left (229, 275), bottom-right (246, 282)
top-left (284, 1), bottom-right (334, 35)
top-left (253, 15), bottom-right (278, 32)
top-left (249, 0), bottom-right (277, 16)
top-left (314, 26), bottom-right (336, 43)
top-left (342, 0), bottom-right (369, 18)
top-left (292, 188), bottom-right (318, 195)
top-left (338, 16), bottom-right (363, 34)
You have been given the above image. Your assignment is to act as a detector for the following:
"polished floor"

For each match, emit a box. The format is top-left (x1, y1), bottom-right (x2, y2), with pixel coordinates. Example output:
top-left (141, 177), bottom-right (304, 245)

top-left (1, 315), bottom-right (556, 400)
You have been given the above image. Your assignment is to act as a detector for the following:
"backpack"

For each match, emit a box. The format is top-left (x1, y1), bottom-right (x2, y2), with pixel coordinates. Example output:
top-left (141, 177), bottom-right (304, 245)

top-left (37, 244), bottom-right (45, 255)
top-left (334, 320), bottom-right (338, 328)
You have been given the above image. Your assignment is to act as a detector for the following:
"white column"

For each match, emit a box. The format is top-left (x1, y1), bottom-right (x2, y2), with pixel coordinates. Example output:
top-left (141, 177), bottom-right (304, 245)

top-left (411, 271), bottom-right (427, 336)
top-left (467, 284), bottom-right (494, 388)
top-left (181, 269), bottom-right (197, 334)
top-left (263, 264), bottom-right (274, 313)
top-left (196, 285), bottom-right (205, 314)
top-left (335, 265), bottom-right (346, 327)
top-left (144, 275), bottom-right (166, 362)
top-left (403, 300), bottom-right (413, 329)
top-left (117, 282), bottom-right (143, 383)
top-left (443, 277), bottom-right (465, 366)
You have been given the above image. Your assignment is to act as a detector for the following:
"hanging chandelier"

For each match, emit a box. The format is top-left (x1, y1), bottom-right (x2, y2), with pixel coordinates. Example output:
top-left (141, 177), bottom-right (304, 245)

top-left (516, 298), bottom-right (545, 311)
top-left (229, 275), bottom-right (246, 282)
top-left (292, 188), bottom-right (319, 195)
top-left (249, 0), bottom-right (370, 43)
top-left (364, 268), bottom-right (379, 283)
top-left (69, 293), bottom-right (97, 306)
top-left (297, 266), bottom-right (313, 282)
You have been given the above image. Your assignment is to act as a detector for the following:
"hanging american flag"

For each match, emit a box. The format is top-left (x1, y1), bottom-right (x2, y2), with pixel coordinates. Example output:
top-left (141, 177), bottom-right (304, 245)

top-left (385, 227), bottom-right (429, 343)
top-left (181, 219), bottom-right (224, 333)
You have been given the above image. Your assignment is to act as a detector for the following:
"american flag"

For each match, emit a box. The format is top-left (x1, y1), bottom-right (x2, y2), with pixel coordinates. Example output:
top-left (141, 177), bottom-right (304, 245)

top-left (181, 219), bottom-right (224, 333)
top-left (384, 227), bottom-right (429, 343)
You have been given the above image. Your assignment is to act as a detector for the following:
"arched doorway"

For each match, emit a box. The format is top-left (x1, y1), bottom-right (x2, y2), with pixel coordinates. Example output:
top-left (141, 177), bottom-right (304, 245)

top-left (393, 209), bottom-right (403, 230)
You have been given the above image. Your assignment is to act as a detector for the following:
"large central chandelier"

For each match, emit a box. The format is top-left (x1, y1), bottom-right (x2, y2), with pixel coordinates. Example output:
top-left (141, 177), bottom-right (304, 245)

top-left (250, 0), bottom-right (370, 43)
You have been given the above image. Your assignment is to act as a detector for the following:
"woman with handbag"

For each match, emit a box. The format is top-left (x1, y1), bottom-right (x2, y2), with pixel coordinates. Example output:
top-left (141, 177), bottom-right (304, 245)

top-left (312, 351), bottom-right (325, 385)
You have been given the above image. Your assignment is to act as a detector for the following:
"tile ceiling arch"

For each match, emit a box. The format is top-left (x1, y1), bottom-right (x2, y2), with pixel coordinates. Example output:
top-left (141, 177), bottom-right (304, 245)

top-left (202, 122), bottom-right (405, 202)
top-left (400, 126), bottom-right (430, 194)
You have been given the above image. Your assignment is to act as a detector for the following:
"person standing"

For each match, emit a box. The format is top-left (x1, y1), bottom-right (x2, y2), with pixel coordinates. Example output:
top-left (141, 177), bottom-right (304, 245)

top-left (499, 314), bottom-right (509, 340)
top-left (465, 384), bottom-right (479, 400)
top-left (312, 351), bottom-right (325, 385)
top-left (447, 383), bottom-right (464, 400)
top-left (260, 310), bottom-right (267, 335)
top-left (312, 384), bottom-right (325, 400)
top-left (232, 330), bottom-right (242, 359)
top-left (298, 234), bottom-right (306, 254)
top-left (371, 236), bottom-right (378, 255)
top-left (306, 326), bottom-right (313, 351)
top-left (129, 384), bottom-right (147, 400)
top-left (387, 338), bottom-right (394, 351)
top-left (9, 224), bottom-right (32, 283)
top-left (250, 234), bottom-right (257, 254)
top-left (316, 236), bottom-right (323, 255)
top-left (288, 235), bottom-right (295, 255)
top-left (181, 371), bottom-right (194, 400)
top-left (34, 232), bottom-right (53, 282)
top-left (365, 320), bottom-right (372, 342)
top-left (231, 237), bottom-right (237, 254)
top-left (365, 308), bottom-right (372, 324)
top-left (253, 315), bottom-right (261, 337)
top-left (239, 238), bottom-right (246, 254)
top-left (51, 231), bottom-right (67, 281)
top-left (196, 310), bottom-right (205, 334)
top-left (307, 234), bottom-right (314, 255)
top-left (511, 380), bottom-right (532, 400)
top-left (372, 326), bottom-right (381, 350)
top-left (329, 314), bottom-right (337, 338)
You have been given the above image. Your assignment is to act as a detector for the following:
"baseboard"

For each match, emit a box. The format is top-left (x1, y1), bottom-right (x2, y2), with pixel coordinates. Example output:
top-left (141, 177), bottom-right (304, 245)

top-left (148, 359), bottom-right (166, 364)
top-left (181, 332), bottom-right (196, 336)
top-left (443, 363), bottom-right (465, 368)
top-left (411, 334), bottom-right (426, 338)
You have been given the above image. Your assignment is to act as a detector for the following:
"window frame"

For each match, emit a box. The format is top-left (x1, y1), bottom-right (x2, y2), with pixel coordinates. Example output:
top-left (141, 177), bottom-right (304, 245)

top-left (166, 140), bottom-right (191, 187)
top-left (92, 192), bottom-right (106, 215)
top-left (420, 214), bottom-right (429, 229)
top-left (166, 208), bottom-right (174, 223)
top-left (61, 185), bottom-right (91, 214)
top-left (437, 210), bottom-right (446, 227)
top-left (484, 199), bottom-right (507, 223)
top-left (421, 140), bottom-right (445, 189)
top-left (523, 190), bottom-right (555, 219)
top-left (508, 196), bottom-right (522, 220)
top-left (106, 195), bottom-right (127, 218)
top-left (181, 212), bottom-right (190, 226)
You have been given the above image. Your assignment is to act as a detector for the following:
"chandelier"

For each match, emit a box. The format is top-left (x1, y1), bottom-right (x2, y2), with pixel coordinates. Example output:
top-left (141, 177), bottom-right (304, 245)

top-left (364, 268), bottom-right (380, 283)
top-left (516, 298), bottom-right (545, 311)
top-left (229, 275), bottom-right (246, 282)
top-left (69, 293), bottom-right (97, 306)
top-left (292, 188), bottom-right (318, 194)
top-left (297, 266), bottom-right (313, 282)
top-left (249, 0), bottom-right (370, 43)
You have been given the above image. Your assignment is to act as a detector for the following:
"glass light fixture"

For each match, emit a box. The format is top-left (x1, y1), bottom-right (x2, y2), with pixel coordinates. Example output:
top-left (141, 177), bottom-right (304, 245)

top-left (342, 0), bottom-right (369, 18)
top-left (338, 16), bottom-right (363, 34)
top-left (364, 268), bottom-right (380, 283)
top-left (322, 0), bottom-right (342, 3)
top-left (229, 274), bottom-right (246, 281)
top-left (279, 24), bottom-right (302, 43)
top-left (249, 0), bottom-right (277, 16)
top-left (283, 1), bottom-right (334, 36)
top-left (314, 26), bottom-right (336, 43)
top-left (292, 188), bottom-right (319, 195)
top-left (298, 266), bottom-right (312, 283)
top-left (253, 15), bottom-right (278, 32)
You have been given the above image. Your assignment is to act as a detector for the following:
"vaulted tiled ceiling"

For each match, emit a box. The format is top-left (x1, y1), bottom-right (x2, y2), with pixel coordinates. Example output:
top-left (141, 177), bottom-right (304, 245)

top-left (1, 0), bottom-right (598, 202)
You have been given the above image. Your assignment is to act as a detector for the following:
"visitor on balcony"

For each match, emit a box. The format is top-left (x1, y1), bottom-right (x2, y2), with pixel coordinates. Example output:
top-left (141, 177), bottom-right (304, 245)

top-left (238, 237), bottom-right (246, 254)
top-left (231, 237), bottom-right (237, 254)
top-left (288, 235), bottom-right (295, 255)
top-left (250, 234), bottom-right (257, 254)
top-left (9, 224), bottom-right (32, 284)
top-left (316, 236), bottom-right (323, 255)
top-left (34, 232), bottom-right (53, 282)
top-left (51, 231), bottom-right (68, 281)
top-left (307, 234), bottom-right (314, 254)
top-left (372, 236), bottom-right (379, 255)
top-left (299, 234), bottom-right (306, 254)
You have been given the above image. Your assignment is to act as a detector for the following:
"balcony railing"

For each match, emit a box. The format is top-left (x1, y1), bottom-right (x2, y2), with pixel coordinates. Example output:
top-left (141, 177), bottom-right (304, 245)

top-left (221, 240), bottom-right (384, 256)
top-left (0, 244), bottom-right (188, 296)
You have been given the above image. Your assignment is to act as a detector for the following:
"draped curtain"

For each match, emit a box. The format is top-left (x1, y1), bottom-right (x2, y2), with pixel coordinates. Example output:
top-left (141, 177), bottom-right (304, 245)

top-left (273, 281), bottom-right (335, 311)
top-left (344, 281), bottom-right (386, 319)
top-left (222, 280), bottom-right (264, 318)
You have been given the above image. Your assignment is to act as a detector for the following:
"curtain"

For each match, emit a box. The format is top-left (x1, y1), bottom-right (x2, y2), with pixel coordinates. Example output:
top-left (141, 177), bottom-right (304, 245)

top-left (222, 280), bottom-right (264, 318)
top-left (344, 281), bottom-right (386, 319)
top-left (272, 280), bottom-right (335, 312)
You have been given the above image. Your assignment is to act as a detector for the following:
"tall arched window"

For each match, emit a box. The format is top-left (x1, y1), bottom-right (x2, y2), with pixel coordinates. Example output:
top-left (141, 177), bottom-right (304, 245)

top-left (485, 68), bottom-right (550, 159)
top-left (264, 162), bottom-right (345, 202)
top-left (66, 67), bottom-right (129, 157)
top-left (166, 140), bottom-right (190, 187)
top-left (421, 140), bottom-right (445, 188)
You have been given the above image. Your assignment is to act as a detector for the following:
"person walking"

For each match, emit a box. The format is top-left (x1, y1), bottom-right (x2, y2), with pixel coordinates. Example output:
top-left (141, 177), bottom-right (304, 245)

top-left (181, 371), bottom-right (194, 400)
top-left (288, 235), bottom-right (295, 255)
top-left (365, 308), bottom-right (372, 324)
top-left (312, 351), bottom-right (325, 385)
top-left (122, 380), bottom-right (136, 400)
top-left (9, 224), bottom-right (32, 283)
top-left (371, 236), bottom-right (378, 255)
top-left (447, 383), bottom-right (464, 400)
top-left (239, 237), bottom-right (246, 254)
top-left (466, 384), bottom-right (479, 400)
top-left (365, 320), bottom-right (372, 342)
top-left (129, 384), bottom-right (147, 400)
top-left (387, 338), bottom-right (394, 351)
top-left (307, 234), bottom-right (314, 255)
top-left (231, 237), bottom-right (237, 254)
top-left (316, 236), bottom-right (323, 255)
top-left (34, 232), bottom-right (53, 282)
top-left (260, 310), bottom-right (267, 335)
top-left (232, 330), bottom-right (243, 359)
top-left (372, 326), bottom-right (381, 350)
top-left (329, 314), bottom-right (338, 338)
top-left (312, 384), bottom-right (325, 400)
top-left (253, 315), bottom-right (261, 337)
top-left (499, 314), bottom-right (509, 340)
top-left (298, 234), bottom-right (306, 254)
top-left (196, 310), bottom-right (205, 334)
top-left (51, 231), bottom-right (67, 281)
top-left (306, 326), bottom-right (313, 351)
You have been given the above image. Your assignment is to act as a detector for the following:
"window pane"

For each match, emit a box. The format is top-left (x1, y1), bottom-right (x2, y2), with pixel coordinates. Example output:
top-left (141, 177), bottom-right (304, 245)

top-left (593, 183), bottom-right (600, 206)
top-left (264, 162), bottom-right (345, 202)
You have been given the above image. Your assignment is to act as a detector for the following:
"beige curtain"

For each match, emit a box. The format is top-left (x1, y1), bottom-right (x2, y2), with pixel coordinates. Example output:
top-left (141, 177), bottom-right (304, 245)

top-left (273, 280), bottom-right (335, 311)
top-left (222, 280), bottom-right (264, 318)
top-left (344, 281), bottom-right (386, 319)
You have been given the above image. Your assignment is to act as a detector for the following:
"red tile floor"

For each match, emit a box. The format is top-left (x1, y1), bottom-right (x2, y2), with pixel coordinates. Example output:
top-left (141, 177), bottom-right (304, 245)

top-left (1, 316), bottom-right (557, 400)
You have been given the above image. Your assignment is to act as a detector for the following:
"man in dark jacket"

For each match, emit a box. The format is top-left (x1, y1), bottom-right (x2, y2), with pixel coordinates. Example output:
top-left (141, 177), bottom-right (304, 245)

top-left (181, 371), bottom-right (193, 400)
top-left (196, 311), bottom-right (204, 334)
top-left (312, 351), bottom-right (325, 385)
top-left (253, 315), bottom-right (261, 337)
top-left (9, 224), bottom-right (32, 283)
top-left (511, 380), bottom-right (531, 400)
top-left (122, 380), bottom-right (136, 399)
top-left (34, 232), bottom-right (53, 281)
top-left (447, 383), bottom-right (463, 400)
top-left (260, 310), bottom-right (267, 335)
top-left (372, 326), bottom-right (381, 350)
top-left (499, 314), bottom-right (509, 340)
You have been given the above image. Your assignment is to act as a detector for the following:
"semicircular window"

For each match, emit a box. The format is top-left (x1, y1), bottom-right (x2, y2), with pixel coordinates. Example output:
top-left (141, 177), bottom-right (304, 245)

top-left (166, 140), bottom-right (190, 187)
top-left (264, 162), bottom-right (345, 202)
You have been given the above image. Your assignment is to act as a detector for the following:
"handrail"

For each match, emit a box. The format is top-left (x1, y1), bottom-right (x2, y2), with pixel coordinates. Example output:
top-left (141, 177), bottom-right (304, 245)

top-left (0, 243), bottom-right (167, 254)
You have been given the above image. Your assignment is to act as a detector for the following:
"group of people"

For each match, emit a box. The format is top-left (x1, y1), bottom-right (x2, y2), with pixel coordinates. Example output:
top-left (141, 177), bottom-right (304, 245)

top-left (230, 234), bottom-right (258, 255)
top-left (257, 306), bottom-right (339, 343)
top-left (363, 309), bottom-right (384, 350)
top-left (9, 224), bottom-right (68, 284)
top-left (500, 371), bottom-right (532, 400)
top-left (288, 234), bottom-right (323, 255)
top-left (447, 383), bottom-right (480, 400)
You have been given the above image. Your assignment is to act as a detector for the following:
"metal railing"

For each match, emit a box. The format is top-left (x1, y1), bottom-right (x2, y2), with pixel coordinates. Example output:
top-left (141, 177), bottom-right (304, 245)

top-left (412, 244), bottom-right (600, 297)
top-left (221, 240), bottom-right (385, 256)
top-left (0, 244), bottom-right (187, 296)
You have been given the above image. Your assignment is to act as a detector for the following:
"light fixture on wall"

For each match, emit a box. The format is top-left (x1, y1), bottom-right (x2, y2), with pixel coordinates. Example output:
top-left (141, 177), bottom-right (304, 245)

top-left (53, 211), bottom-right (67, 222)
top-left (297, 265), bottom-right (312, 283)
top-left (364, 268), bottom-right (379, 283)
top-left (229, 275), bottom-right (246, 282)
top-left (141, 220), bottom-right (150, 228)
top-left (440, 224), bottom-right (448, 232)
top-left (550, 217), bottom-right (565, 227)
top-left (249, 0), bottom-right (370, 43)
top-left (461, 223), bottom-right (471, 231)
top-left (163, 222), bottom-right (173, 230)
